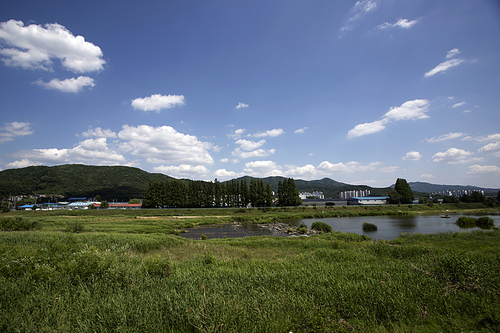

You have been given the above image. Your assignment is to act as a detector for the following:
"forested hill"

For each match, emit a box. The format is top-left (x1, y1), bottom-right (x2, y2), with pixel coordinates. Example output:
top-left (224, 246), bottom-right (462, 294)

top-left (0, 164), bottom-right (175, 201)
top-left (406, 182), bottom-right (499, 195)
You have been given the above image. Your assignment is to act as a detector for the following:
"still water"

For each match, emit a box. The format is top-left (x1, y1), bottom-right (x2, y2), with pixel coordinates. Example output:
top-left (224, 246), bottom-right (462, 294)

top-left (288, 213), bottom-right (500, 240)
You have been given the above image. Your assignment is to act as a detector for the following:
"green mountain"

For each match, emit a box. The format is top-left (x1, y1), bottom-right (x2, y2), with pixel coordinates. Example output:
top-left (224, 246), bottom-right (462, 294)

top-left (0, 164), bottom-right (175, 201)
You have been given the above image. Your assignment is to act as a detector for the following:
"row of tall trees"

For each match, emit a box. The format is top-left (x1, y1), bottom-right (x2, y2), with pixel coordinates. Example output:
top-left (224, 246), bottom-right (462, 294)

top-left (142, 178), bottom-right (299, 208)
top-left (277, 178), bottom-right (302, 206)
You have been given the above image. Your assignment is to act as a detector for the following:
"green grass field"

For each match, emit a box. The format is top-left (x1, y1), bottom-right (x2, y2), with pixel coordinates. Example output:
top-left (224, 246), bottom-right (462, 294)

top-left (1, 205), bottom-right (499, 332)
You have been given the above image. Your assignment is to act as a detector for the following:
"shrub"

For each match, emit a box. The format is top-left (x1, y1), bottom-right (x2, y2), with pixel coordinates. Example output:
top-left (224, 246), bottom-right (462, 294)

top-left (66, 221), bottom-right (85, 233)
top-left (311, 221), bottom-right (332, 233)
top-left (362, 222), bottom-right (377, 231)
top-left (325, 202), bottom-right (335, 206)
top-left (456, 217), bottom-right (476, 226)
top-left (201, 234), bottom-right (207, 240)
top-left (476, 216), bottom-right (494, 225)
top-left (0, 216), bottom-right (41, 231)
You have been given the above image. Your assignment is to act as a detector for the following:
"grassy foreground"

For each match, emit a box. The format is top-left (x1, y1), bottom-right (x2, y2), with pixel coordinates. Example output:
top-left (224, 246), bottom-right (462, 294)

top-left (1, 232), bottom-right (499, 331)
top-left (1, 205), bottom-right (499, 332)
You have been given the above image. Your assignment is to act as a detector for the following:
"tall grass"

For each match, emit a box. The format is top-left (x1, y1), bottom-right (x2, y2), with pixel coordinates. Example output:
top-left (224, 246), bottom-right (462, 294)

top-left (1, 228), bottom-right (499, 332)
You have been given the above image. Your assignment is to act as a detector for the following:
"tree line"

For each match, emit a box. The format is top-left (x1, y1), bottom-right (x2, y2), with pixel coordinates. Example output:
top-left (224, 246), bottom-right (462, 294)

top-left (142, 178), bottom-right (301, 208)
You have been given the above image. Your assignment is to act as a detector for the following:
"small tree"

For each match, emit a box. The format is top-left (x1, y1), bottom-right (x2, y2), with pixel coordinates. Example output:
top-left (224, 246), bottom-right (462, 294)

top-left (101, 200), bottom-right (109, 209)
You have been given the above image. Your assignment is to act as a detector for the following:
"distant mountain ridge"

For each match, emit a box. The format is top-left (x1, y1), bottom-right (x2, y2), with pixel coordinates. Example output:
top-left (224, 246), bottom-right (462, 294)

top-left (0, 164), bottom-right (497, 201)
top-left (406, 181), bottom-right (499, 194)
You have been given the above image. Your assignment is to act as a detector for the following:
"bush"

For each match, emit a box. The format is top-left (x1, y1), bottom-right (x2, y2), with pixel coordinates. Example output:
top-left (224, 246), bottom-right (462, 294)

top-left (362, 222), bottom-right (377, 231)
top-left (66, 221), bottom-right (85, 233)
top-left (201, 234), bottom-right (207, 240)
top-left (456, 217), bottom-right (476, 226)
top-left (476, 217), bottom-right (494, 225)
top-left (325, 202), bottom-right (335, 206)
top-left (0, 216), bottom-right (41, 231)
top-left (311, 221), bottom-right (332, 233)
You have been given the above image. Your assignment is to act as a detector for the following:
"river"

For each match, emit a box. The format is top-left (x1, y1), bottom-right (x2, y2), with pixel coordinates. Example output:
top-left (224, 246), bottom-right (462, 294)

top-left (287, 213), bottom-right (500, 240)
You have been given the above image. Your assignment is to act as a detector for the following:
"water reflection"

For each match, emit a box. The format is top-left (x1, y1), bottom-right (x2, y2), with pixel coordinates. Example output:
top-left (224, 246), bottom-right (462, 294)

top-left (288, 213), bottom-right (500, 240)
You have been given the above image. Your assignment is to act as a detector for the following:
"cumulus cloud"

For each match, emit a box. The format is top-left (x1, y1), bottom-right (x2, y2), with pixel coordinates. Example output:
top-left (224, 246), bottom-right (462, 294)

top-left (81, 127), bottom-right (117, 138)
top-left (0, 121), bottom-right (33, 144)
top-left (425, 132), bottom-right (464, 143)
top-left (152, 164), bottom-right (210, 178)
top-left (317, 161), bottom-right (382, 173)
top-left (377, 18), bottom-right (420, 30)
top-left (231, 148), bottom-right (275, 159)
top-left (425, 49), bottom-right (465, 77)
top-left (131, 94), bottom-right (185, 112)
top-left (347, 99), bottom-right (429, 139)
top-left (421, 174), bottom-right (434, 179)
top-left (235, 102), bottom-right (249, 109)
top-left (283, 164), bottom-right (318, 178)
top-left (34, 76), bottom-right (95, 93)
top-left (213, 168), bottom-right (244, 179)
top-left (227, 128), bottom-right (246, 140)
top-left (235, 139), bottom-right (266, 151)
top-left (478, 142), bottom-right (500, 157)
top-left (471, 133), bottom-right (500, 143)
top-left (8, 138), bottom-right (125, 167)
top-left (432, 148), bottom-right (478, 164)
top-left (467, 165), bottom-right (500, 175)
top-left (0, 20), bottom-right (105, 73)
top-left (249, 128), bottom-right (284, 138)
top-left (294, 127), bottom-right (308, 134)
top-left (402, 151), bottom-right (422, 161)
top-left (243, 160), bottom-right (283, 177)
top-left (118, 125), bottom-right (214, 165)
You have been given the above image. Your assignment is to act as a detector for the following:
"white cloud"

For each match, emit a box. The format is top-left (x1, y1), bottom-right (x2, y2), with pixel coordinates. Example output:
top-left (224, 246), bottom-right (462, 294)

top-left (231, 147), bottom-right (275, 159)
top-left (152, 164), bottom-right (210, 178)
top-left (420, 174), bottom-right (434, 179)
top-left (379, 166), bottom-right (400, 173)
top-left (377, 18), bottom-right (420, 30)
top-left (452, 101), bottom-right (466, 108)
top-left (284, 164), bottom-right (318, 178)
top-left (294, 127), bottom-right (308, 134)
top-left (235, 139), bottom-right (266, 151)
top-left (446, 48), bottom-right (460, 59)
top-left (6, 159), bottom-right (42, 168)
top-left (249, 128), bottom-right (284, 138)
top-left (118, 125), bottom-right (214, 165)
top-left (402, 151), bottom-right (422, 161)
top-left (317, 161), bottom-right (381, 173)
top-left (341, 0), bottom-right (378, 34)
top-left (0, 20), bottom-right (105, 73)
top-left (425, 58), bottom-right (465, 77)
top-left (0, 121), bottom-right (33, 144)
top-left (347, 99), bottom-right (429, 139)
top-left (227, 128), bottom-right (246, 140)
top-left (478, 142), bottom-right (500, 157)
top-left (220, 158), bottom-right (229, 163)
top-left (425, 132), bottom-right (464, 143)
top-left (213, 168), bottom-right (244, 179)
top-left (432, 148), bottom-right (473, 163)
top-left (81, 127), bottom-right (117, 138)
top-left (235, 102), bottom-right (249, 109)
top-left (34, 76), bottom-right (95, 93)
top-left (8, 137), bottom-right (125, 167)
top-left (131, 94), bottom-right (185, 112)
top-left (243, 160), bottom-right (283, 177)
top-left (473, 133), bottom-right (500, 143)
top-left (463, 110), bottom-right (472, 113)
top-left (467, 165), bottom-right (500, 175)
top-left (347, 120), bottom-right (386, 138)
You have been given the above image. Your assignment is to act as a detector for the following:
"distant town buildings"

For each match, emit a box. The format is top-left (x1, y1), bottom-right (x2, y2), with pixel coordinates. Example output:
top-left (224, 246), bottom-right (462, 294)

top-left (432, 189), bottom-right (484, 198)
top-left (299, 191), bottom-right (324, 200)
top-left (339, 190), bottom-right (370, 200)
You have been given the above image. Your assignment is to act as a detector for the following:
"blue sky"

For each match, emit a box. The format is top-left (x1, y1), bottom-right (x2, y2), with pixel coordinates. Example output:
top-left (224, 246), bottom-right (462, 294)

top-left (1, 0), bottom-right (500, 188)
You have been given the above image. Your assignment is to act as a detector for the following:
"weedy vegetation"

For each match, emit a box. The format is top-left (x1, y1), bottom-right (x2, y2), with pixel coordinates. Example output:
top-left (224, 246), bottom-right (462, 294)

top-left (0, 206), bottom-right (499, 332)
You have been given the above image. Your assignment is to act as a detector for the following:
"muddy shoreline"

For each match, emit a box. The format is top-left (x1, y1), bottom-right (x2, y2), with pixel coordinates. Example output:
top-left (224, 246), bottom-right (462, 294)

top-left (180, 222), bottom-right (320, 240)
